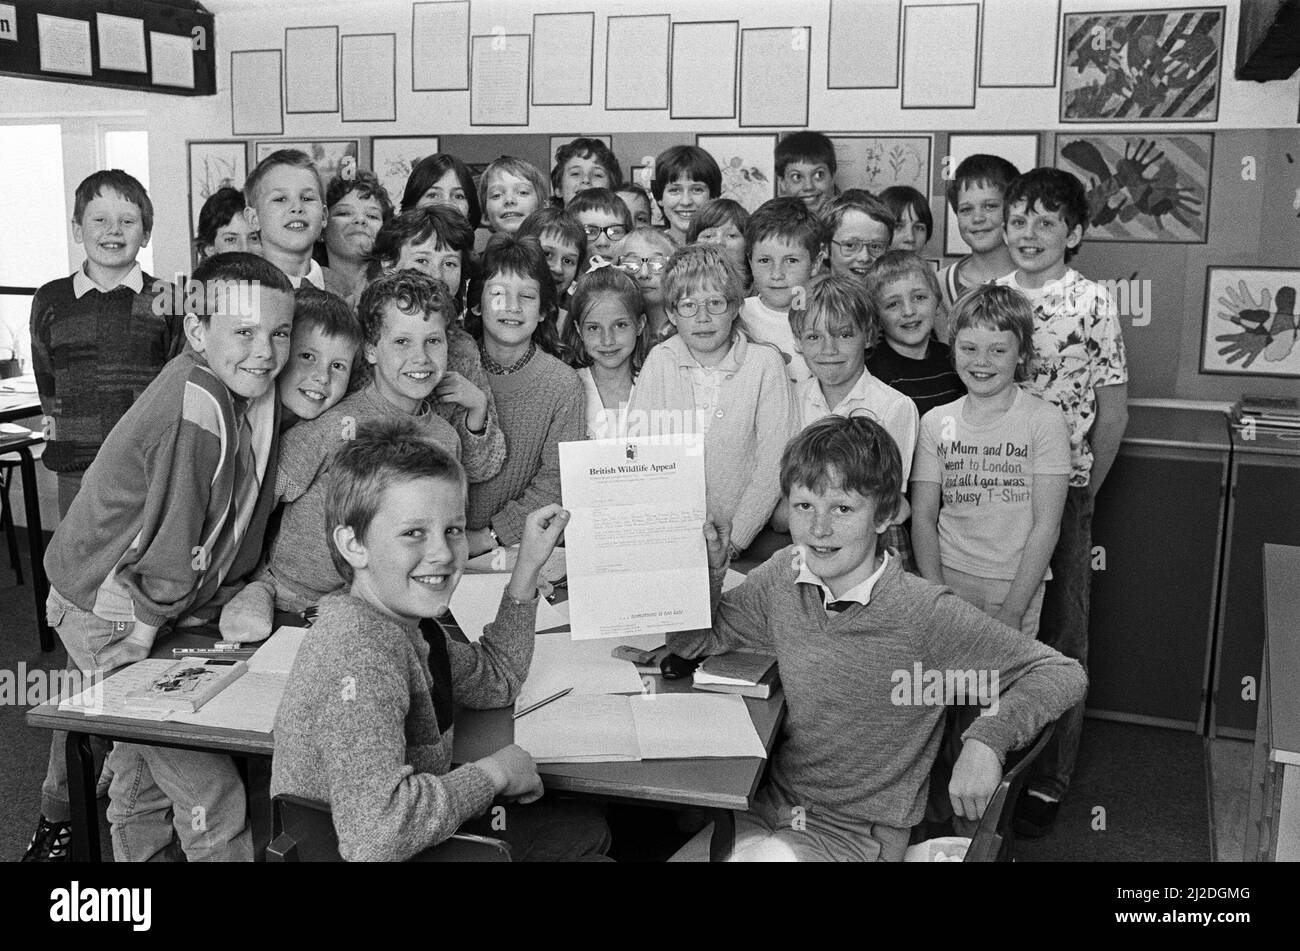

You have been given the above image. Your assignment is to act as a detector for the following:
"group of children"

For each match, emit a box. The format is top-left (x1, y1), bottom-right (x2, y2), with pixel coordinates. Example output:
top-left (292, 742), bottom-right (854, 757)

top-left (21, 128), bottom-right (1124, 862)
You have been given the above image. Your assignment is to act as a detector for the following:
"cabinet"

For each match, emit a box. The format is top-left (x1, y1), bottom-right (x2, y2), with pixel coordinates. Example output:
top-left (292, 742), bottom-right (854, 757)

top-left (1086, 406), bottom-right (1229, 730)
top-left (1211, 430), bottom-right (1300, 738)
top-left (1243, 546), bottom-right (1300, 861)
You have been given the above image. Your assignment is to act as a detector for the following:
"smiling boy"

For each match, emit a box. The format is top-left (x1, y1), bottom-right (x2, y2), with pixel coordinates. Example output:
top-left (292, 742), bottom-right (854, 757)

top-left (28, 252), bottom-right (294, 862)
top-left (30, 170), bottom-right (179, 520)
top-left (667, 415), bottom-right (1087, 862)
top-left (995, 167), bottom-right (1128, 837)
top-left (243, 149), bottom-right (333, 290)
top-left (775, 131), bottom-right (839, 216)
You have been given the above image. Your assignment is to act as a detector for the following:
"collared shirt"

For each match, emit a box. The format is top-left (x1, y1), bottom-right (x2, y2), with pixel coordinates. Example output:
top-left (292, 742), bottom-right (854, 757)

top-left (290, 259), bottom-right (326, 290)
top-left (795, 549), bottom-right (892, 614)
top-left (794, 368), bottom-right (919, 523)
top-left (72, 262), bottom-right (144, 298)
top-left (668, 331), bottom-right (746, 437)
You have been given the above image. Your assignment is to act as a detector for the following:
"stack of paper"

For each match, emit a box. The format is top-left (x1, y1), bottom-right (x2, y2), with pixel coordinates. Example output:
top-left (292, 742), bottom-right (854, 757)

top-left (514, 632), bottom-right (662, 710)
top-left (514, 693), bottom-right (767, 763)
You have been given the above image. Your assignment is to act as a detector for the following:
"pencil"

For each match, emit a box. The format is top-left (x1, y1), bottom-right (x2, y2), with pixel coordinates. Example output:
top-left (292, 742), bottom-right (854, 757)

top-left (513, 686), bottom-right (574, 720)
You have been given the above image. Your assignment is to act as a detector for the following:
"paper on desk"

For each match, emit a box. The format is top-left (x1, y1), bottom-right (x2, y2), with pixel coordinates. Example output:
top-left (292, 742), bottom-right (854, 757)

top-left (247, 625), bottom-right (308, 676)
top-left (168, 672), bottom-right (284, 732)
top-left (514, 631), bottom-right (662, 710)
top-left (57, 661), bottom-right (171, 718)
top-left (449, 573), bottom-right (565, 642)
top-left (723, 569), bottom-right (746, 593)
top-left (463, 545), bottom-right (567, 583)
top-left (630, 694), bottom-right (766, 760)
top-left (513, 694), bottom-right (640, 763)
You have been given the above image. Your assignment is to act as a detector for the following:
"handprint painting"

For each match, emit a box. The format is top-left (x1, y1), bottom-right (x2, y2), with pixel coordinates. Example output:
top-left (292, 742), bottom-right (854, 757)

top-left (1054, 133), bottom-right (1210, 243)
top-left (1201, 268), bottom-right (1300, 379)
top-left (1061, 7), bottom-right (1223, 122)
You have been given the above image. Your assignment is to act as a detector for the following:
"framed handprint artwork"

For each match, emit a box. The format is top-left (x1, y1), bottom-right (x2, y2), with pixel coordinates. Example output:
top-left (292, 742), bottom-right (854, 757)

top-left (1200, 267), bottom-right (1300, 379)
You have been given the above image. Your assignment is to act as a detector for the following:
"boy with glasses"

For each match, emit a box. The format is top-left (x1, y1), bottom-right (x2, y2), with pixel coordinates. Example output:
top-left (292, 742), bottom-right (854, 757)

top-left (824, 190), bottom-right (896, 283)
top-left (612, 227), bottom-right (677, 342)
top-left (565, 188), bottom-right (634, 261)
top-left (628, 245), bottom-right (794, 556)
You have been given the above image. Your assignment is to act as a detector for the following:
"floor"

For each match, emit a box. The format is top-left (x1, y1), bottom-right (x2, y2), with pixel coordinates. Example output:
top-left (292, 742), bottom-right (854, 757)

top-left (1208, 737), bottom-right (1254, 862)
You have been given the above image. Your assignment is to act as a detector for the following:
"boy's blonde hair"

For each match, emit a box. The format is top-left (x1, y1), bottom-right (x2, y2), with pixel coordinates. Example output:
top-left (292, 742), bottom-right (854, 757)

top-left (661, 244), bottom-right (745, 307)
top-left (244, 149), bottom-right (324, 206)
top-left (863, 250), bottom-right (947, 325)
top-left (787, 274), bottom-right (876, 346)
top-left (477, 155), bottom-right (551, 216)
top-left (612, 226), bottom-right (675, 261)
top-left (949, 284), bottom-right (1037, 382)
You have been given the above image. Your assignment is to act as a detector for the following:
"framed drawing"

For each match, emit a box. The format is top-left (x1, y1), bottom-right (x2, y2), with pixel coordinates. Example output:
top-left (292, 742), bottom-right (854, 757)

top-left (188, 140), bottom-right (248, 244)
top-left (1061, 6), bottom-right (1224, 122)
top-left (371, 136), bottom-right (441, 207)
top-left (254, 139), bottom-right (360, 190)
top-left (1054, 132), bottom-right (1211, 243)
top-left (696, 133), bottom-right (777, 214)
top-left (1200, 267), bottom-right (1300, 378)
top-left (829, 134), bottom-right (932, 193)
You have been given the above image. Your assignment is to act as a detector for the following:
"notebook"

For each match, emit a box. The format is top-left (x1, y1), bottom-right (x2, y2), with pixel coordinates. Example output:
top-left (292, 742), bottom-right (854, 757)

top-left (513, 692), bottom-right (767, 763)
top-left (124, 658), bottom-right (247, 713)
top-left (693, 651), bottom-right (779, 699)
top-left (514, 631), bottom-right (662, 710)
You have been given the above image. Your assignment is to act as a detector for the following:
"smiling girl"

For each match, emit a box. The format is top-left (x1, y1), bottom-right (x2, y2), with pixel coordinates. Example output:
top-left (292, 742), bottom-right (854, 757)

top-left (464, 235), bottom-right (584, 555)
top-left (477, 155), bottom-right (550, 244)
top-left (562, 265), bottom-right (651, 439)
top-left (323, 171), bottom-right (392, 299)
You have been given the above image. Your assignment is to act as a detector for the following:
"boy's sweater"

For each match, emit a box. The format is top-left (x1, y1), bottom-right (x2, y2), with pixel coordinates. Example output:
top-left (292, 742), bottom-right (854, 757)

top-left (867, 340), bottom-right (967, 419)
top-left (270, 386), bottom-right (463, 609)
top-left (44, 349), bottom-right (280, 626)
top-left (271, 588), bottom-right (537, 862)
top-left (667, 549), bottom-right (1087, 831)
top-left (29, 269), bottom-right (179, 473)
top-left (466, 348), bottom-right (584, 545)
top-left (628, 333), bottom-right (795, 551)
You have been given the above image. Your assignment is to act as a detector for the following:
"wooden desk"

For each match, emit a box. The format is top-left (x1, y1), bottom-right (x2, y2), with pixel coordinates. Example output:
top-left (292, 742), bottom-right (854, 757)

top-left (0, 417), bottom-right (53, 651)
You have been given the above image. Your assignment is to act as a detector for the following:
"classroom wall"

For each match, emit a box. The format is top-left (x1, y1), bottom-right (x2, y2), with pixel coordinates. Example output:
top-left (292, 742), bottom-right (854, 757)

top-left (1, 0), bottom-right (1298, 402)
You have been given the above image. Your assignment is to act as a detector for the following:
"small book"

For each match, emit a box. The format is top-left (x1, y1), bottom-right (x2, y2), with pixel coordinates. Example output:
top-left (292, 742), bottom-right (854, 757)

top-left (124, 658), bottom-right (248, 714)
top-left (693, 651), bottom-right (777, 691)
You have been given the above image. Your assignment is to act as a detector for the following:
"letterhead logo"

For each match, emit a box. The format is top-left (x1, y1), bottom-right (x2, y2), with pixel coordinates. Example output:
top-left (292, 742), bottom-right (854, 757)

top-left (625, 443), bottom-right (637, 461)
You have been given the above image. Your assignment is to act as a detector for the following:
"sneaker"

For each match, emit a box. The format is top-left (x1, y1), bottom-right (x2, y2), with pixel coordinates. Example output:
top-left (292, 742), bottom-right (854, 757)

top-left (21, 816), bottom-right (72, 862)
top-left (1012, 789), bottom-right (1060, 839)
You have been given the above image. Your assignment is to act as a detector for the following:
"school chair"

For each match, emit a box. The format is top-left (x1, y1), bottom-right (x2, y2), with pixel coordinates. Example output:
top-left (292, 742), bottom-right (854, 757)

top-left (963, 721), bottom-right (1057, 863)
top-left (266, 794), bottom-right (512, 863)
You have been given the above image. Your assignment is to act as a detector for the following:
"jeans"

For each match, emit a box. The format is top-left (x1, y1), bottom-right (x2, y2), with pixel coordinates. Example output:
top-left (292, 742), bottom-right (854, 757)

top-left (942, 566), bottom-right (1047, 639)
top-left (1027, 485), bottom-right (1093, 801)
top-left (40, 587), bottom-right (129, 822)
top-left (451, 799), bottom-right (611, 862)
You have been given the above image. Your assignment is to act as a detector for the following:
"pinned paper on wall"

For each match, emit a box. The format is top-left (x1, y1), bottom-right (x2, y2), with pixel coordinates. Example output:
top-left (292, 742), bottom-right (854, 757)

top-left (739, 27), bottom-right (810, 128)
top-left (670, 21), bottom-right (738, 120)
top-left (150, 31), bottom-right (194, 90)
top-left (900, 3), bottom-right (978, 108)
top-left (605, 14), bottom-right (669, 110)
top-left (37, 13), bottom-right (92, 76)
top-left (341, 33), bottom-right (396, 122)
top-left (471, 33), bottom-right (530, 126)
top-left (231, 49), bottom-right (283, 136)
top-left (95, 13), bottom-right (147, 73)
top-left (285, 26), bottom-right (338, 113)
top-left (828, 0), bottom-right (900, 88)
top-left (533, 12), bottom-right (594, 106)
top-left (979, 0), bottom-right (1058, 88)
top-left (412, 0), bottom-right (469, 91)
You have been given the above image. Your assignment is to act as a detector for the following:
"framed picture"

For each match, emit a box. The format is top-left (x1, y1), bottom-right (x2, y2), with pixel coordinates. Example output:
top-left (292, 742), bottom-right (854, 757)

top-left (188, 140), bottom-right (248, 245)
top-left (371, 136), bottom-right (441, 207)
top-left (254, 139), bottom-right (360, 190)
top-left (828, 134), bottom-right (932, 193)
top-left (696, 134), bottom-right (777, 214)
top-left (1054, 133), bottom-right (1212, 243)
top-left (1061, 7), bottom-right (1224, 122)
top-left (1200, 267), bottom-right (1300, 378)
top-left (944, 133), bottom-right (1039, 256)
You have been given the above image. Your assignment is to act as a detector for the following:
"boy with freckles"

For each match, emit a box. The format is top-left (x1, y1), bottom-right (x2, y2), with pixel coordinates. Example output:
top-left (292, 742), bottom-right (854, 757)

top-left (29, 252), bottom-right (295, 862)
top-left (243, 149), bottom-right (337, 291)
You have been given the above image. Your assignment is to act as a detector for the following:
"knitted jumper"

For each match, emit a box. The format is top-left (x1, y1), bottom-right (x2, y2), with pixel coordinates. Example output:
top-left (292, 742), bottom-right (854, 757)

top-left (29, 271), bottom-right (179, 472)
top-left (466, 348), bottom-right (585, 545)
top-left (667, 549), bottom-right (1087, 831)
top-left (271, 588), bottom-right (537, 861)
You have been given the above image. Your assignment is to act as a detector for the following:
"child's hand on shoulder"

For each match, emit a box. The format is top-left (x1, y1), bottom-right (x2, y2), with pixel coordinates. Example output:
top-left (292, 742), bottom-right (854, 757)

top-left (949, 738), bottom-right (1003, 821)
top-left (434, 371), bottom-right (488, 428)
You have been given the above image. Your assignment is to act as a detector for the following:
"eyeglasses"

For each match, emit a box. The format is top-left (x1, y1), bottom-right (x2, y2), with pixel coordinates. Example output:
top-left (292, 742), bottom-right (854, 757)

top-left (616, 254), bottom-right (668, 274)
top-left (583, 224), bottom-right (629, 241)
top-left (831, 238), bottom-right (889, 258)
top-left (674, 296), bottom-right (731, 318)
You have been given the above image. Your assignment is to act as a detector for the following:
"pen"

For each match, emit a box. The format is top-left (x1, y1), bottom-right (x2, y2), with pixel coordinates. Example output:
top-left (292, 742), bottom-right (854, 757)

top-left (513, 686), bottom-right (573, 720)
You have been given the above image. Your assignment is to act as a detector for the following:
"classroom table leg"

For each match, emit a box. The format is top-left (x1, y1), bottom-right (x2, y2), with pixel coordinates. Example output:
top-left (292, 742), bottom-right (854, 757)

top-left (708, 808), bottom-right (735, 862)
top-left (17, 446), bottom-right (53, 652)
top-left (245, 754), bottom-right (273, 863)
top-left (64, 730), bottom-right (101, 862)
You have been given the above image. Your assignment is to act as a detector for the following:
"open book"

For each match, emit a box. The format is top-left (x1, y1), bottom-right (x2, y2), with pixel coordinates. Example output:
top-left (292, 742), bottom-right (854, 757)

top-left (513, 692), bottom-right (767, 763)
